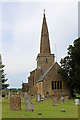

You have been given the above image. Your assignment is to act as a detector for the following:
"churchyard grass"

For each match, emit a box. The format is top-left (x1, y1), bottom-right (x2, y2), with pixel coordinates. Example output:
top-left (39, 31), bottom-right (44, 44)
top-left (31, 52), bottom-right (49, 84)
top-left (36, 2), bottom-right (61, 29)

top-left (2, 97), bottom-right (78, 118)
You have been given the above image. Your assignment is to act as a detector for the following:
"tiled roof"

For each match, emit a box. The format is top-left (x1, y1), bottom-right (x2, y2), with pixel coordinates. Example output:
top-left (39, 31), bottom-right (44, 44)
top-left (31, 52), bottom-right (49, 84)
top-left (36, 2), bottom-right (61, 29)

top-left (36, 62), bottom-right (60, 83)
top-left (36, 64), bottom-right (54, 83)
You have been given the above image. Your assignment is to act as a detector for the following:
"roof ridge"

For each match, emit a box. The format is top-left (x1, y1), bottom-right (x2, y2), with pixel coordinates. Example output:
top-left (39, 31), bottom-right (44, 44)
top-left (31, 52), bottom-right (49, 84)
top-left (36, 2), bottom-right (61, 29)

top-left (36, 64), bottom-right (54, 83)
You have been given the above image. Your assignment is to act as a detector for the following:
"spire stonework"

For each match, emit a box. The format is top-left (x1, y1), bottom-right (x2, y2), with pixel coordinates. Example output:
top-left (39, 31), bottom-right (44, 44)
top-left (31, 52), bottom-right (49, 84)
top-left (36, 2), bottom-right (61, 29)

top-left (40, 10), bottom-right (51, 54)
top-left (37, 11), bottom-right (55, 72)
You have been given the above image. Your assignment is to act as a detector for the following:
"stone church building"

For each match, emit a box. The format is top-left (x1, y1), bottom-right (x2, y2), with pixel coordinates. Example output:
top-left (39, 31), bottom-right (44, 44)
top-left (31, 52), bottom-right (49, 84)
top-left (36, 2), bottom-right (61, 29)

top-left (22, 11), bottom-right (71, 98)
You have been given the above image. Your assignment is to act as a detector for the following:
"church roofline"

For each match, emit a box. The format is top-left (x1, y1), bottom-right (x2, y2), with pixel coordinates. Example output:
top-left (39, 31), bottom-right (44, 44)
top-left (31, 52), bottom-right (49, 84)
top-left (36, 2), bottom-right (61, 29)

top-left (22, 83), bottom-right (29, 86)
top-left (36, 62), bottom-right (61, 83)
top-left (36, 64), bottom-right (54, 83)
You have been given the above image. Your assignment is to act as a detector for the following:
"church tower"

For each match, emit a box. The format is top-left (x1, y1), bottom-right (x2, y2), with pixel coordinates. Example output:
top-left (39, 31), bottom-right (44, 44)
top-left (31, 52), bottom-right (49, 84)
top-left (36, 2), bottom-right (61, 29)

top-left (22, 10), bottom-right (71, 98)
top-left (37, 10), bottom-right (55, 73)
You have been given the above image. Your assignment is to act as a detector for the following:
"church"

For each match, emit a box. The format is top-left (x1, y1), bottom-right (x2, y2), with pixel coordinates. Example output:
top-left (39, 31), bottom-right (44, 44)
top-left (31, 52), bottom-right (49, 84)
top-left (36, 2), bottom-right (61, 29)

top-left (22, 11), bottom-right (71, 98)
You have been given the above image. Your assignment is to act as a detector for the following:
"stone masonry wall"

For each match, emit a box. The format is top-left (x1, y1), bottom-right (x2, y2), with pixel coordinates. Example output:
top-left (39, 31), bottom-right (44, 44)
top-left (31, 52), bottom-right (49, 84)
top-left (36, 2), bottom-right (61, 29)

top-left (37, 54), bottom-right (54, 73)
top-left (43, 63), bottom-right (71, 97)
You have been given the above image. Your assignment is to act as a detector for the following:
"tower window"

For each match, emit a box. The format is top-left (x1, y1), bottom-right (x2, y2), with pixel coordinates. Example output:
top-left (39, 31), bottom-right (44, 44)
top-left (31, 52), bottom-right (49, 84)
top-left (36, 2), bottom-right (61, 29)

top-left (52, 81), bottom-right (62, 90)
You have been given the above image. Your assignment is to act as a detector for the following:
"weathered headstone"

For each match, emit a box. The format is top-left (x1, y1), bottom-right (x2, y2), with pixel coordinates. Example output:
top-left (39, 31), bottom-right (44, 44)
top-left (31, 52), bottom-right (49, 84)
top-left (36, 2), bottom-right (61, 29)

top-left (24, 92), bottom-right (28, 110)
top-left (56, 92), bottom-right (60, 100)
top-left (10, 92), bottom-right (16, 96)
top-left (0, 95), bottom-right (1, 99)
top-left (21, 92), bottom-right (24, 98)
top-left (5, 92), bottom-right (8, 99)
top-left (41, 94), bottom-right (45, 101)
top-left (17, 92), bottom-right (20, 97)
top-left (24, 93), bottom-right (28, 102)
top-left (60, 97), bottom-right (64, 104)
top-left (10, 95), bottom-right (21, 110)
top-left (64, 96), bottom-right (69, 101)
top-left (53, 97), bottom-right (57, 106)
top-left (24, 93), bottom-right (33, 112)
top-left (8, 92), bottom-right (10, 96)
top-left (5, 94), bottom-right (8, 99)
top-left (36, 93), bottom-right (41, 102)
top-left (75, 99), bottom-right (80, 105)
top-left (27, 102), bottom-right (33, 111)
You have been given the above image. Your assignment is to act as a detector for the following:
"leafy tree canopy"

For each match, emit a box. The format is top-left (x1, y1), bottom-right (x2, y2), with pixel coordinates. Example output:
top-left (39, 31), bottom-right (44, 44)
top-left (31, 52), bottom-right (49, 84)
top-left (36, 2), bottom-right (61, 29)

top-left (59, 37), bottom-right (80, 96)
top-left (0, 54), bottom-right (9, 90)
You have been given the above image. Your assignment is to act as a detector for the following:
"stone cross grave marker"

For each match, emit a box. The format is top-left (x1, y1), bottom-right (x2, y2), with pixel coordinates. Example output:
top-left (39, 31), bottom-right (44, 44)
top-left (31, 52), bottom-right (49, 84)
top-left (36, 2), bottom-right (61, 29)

top-left (10, 94), bottom-right (21, 110)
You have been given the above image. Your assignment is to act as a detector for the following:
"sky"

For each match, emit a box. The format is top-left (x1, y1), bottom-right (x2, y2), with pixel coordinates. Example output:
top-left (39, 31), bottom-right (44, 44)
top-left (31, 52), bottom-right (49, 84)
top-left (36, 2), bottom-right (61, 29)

top-left (0, 1), bottom-right (78, 88)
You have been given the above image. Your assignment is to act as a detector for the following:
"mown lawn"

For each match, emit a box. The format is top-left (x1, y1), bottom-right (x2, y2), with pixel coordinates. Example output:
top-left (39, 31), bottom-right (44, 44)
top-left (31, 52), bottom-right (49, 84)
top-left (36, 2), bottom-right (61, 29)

top-left (2, 97), bottom-right (78, 118)
top-left (0, 97), bottom-right (2, 120)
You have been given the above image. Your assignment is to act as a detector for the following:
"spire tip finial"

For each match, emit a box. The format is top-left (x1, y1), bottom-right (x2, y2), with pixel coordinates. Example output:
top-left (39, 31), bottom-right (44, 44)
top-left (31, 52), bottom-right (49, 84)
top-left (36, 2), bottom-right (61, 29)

top-left (44, 9), bottom-right (45, 15)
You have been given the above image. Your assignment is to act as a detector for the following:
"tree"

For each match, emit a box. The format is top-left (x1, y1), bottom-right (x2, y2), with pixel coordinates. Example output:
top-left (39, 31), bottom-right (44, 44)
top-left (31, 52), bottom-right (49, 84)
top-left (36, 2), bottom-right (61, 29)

top-left (59, 37), bottom-right (80, 96)
top-left (0, 54), bottom-right (9, 90)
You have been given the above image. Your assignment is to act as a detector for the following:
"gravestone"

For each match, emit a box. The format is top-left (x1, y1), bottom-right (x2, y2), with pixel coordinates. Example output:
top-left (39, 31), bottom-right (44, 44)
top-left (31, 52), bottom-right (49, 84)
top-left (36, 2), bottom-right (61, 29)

top-left (0, 95), bottom-right (1, 99)
top-left (53, 92), bottom-right (60, 100)
top-left (10, 95), bottom-right (21, 110)
top-left (10, 92), bottom-right (16, 96)
top-left (5, 94), bottom-right (8, 99)
top-left (5, 92), bottom-right (8, 99)
top-left (41, 95), bottom-right (45, 101)
top-left (53, 97), bottom-right (57, 106)
top-left (61, 109), bottom-right (65, 112)
top-left (64, 96), bottom-right (69, 101)
top-left (21, 92), bottom-right (24, 98)
top-left (24, 93), bottom-right (28, 110)
top-left (56, 92), bottom-right (60, 100)
top-left (75, 99), bottom-right (80, 105)
top-left (60, 97), bottom-right (64, 104)
top-left (24, 93), bottom-right (33, 112)
top-left (24, 93), bottom-right (28, 102)
top-left (36, 93), bottom-right (41, 102)
top-left (27, 102), bottom-right (33, 111)
top-left (9, 92), bottom-right (10, 96)
top-left (17, 92), bottom-right (20, 97)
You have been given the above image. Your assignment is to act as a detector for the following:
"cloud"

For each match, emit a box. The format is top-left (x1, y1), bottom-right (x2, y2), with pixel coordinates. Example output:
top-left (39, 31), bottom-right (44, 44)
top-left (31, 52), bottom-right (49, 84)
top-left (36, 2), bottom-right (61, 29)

top-left (43, 3), bottom-right (78, 59)
top-left (2, 2), bottom-right (78, 88)
top-left (0, 3), bottom-right (2, 52)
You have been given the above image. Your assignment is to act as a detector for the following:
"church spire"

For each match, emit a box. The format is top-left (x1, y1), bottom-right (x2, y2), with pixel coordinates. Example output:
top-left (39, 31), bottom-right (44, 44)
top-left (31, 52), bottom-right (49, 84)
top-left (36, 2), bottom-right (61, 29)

top-left (40, 10), bottom-right (51, 54)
